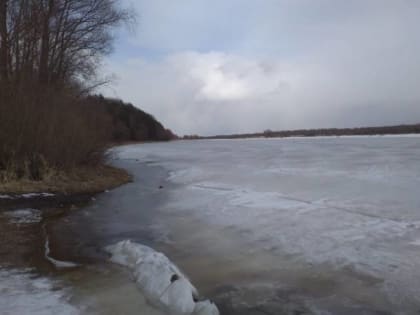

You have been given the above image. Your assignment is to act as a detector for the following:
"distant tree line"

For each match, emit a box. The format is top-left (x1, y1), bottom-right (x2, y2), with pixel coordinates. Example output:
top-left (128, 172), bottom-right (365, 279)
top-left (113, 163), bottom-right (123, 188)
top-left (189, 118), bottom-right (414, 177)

top-left (0, 1), bottom-right (173, 182)
top-left (196, 124), bottom-right (420, 140)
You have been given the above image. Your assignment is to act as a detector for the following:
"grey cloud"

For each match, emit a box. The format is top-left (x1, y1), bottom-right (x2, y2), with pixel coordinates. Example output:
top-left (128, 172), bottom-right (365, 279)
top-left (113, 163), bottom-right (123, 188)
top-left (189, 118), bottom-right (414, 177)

top-left (103, 1), bottom-right (420, 136)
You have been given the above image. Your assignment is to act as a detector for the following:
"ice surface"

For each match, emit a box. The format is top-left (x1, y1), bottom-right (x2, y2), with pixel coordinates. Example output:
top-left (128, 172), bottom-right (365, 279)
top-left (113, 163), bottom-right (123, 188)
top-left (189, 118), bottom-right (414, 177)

top-left (0, 268), bottom-right (79, 315)
top-left (115, 137), bottom-right (420, 307)
top-left (105, 240), bottom-right (219, 315)
top-left (409, 239), bottom-right (420, 246)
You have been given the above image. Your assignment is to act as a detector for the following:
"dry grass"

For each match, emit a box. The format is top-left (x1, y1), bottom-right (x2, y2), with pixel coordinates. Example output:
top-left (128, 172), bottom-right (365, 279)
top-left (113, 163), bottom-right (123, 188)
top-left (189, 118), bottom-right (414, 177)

top-left (0, 164), bottom-right (132, 195)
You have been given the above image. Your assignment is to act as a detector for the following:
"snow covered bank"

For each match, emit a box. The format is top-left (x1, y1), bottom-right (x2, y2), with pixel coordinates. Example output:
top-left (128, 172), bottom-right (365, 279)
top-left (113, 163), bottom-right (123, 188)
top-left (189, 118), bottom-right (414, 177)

top-left (105, 240), bottom-right (219, 315)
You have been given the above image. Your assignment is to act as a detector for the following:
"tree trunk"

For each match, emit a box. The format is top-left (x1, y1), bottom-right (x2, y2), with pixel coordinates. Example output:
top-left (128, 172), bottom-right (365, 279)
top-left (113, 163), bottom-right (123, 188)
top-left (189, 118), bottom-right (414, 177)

top-left (0, 0), bottom-right (8, 82)
top-left (39, 0), bottom-right (54, 84)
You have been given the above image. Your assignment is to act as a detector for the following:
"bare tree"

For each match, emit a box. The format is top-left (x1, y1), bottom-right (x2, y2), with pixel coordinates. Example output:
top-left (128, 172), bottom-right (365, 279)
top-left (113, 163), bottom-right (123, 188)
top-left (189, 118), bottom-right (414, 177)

top-left (0, 0), bottom-right (8, 82)
top-left (2, 0), bottom-right (132, 87)
top-left (39, 0), bottom-right (55, 83)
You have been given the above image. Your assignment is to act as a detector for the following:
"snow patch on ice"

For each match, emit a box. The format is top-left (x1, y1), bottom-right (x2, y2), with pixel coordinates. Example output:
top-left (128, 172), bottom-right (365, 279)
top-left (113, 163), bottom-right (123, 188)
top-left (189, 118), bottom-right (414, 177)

top-left (229, 190), bottom-right (308, 209)
top-left (0, 192), bottom-right (55, 200)
top-left (167, 168), bottom-right (206, 184)
top-left (172, 180), bottom-right (419, 277)
top-left (0, 194), bottom-right (14, 199)
top-left (41, 223), bottom-right (80, 269)
top-left (44, 234), bottom-right (80, 269)
top-left (22, 192), bottom-right (55, 198)
top-left (0, 268), bottom-right (80, 315)
top-left (3, 208), bottom-right (42, 224)
top-left (192, 182), bottom-right (235, 192)
top-left (105, 240), bottom-right (219, 315)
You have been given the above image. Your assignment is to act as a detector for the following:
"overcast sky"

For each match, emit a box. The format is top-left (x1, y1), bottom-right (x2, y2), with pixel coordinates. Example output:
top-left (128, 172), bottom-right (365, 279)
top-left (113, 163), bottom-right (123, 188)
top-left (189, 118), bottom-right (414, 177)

top-left (101, 0), bottom-right (420, 136)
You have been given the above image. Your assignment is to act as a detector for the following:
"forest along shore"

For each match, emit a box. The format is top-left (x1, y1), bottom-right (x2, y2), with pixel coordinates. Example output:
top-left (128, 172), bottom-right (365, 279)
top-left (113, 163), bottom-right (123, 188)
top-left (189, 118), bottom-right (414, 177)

top-left (0, 0), bottom-right (175, 203)
top-left (0, 96), bottom-right (176, 206)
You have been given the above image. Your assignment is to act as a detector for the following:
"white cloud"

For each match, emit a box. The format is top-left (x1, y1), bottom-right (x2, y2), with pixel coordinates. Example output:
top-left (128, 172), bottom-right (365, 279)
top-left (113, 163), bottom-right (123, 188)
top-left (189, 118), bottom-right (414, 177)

top-left (185, 52), bottom-right (296, 102)
top-left (102, 52), bottom-right (301, 135)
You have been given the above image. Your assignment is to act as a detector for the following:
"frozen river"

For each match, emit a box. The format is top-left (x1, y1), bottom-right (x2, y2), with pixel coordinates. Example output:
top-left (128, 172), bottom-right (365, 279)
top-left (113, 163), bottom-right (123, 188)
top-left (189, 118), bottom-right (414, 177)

top-left (1, 136), bottom-right (420, 314)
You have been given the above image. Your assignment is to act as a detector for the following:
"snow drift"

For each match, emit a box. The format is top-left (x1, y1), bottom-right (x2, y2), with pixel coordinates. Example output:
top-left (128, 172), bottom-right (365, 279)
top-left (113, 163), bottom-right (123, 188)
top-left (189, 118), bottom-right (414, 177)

top-left (105, 240), bottom-right (219, 315)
